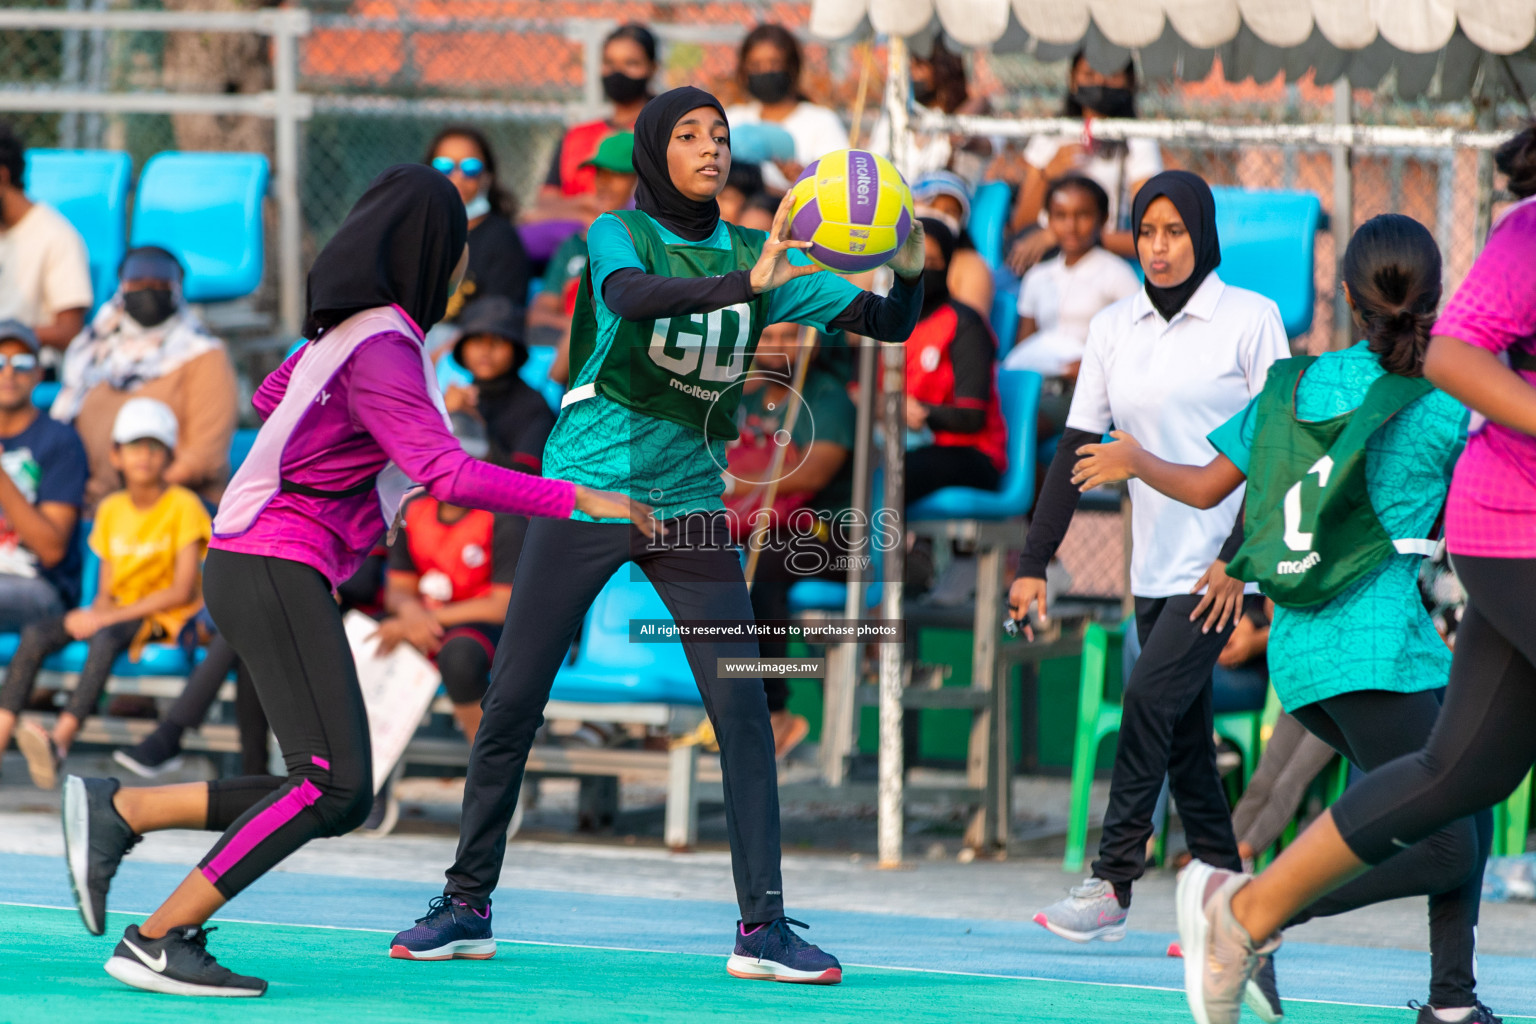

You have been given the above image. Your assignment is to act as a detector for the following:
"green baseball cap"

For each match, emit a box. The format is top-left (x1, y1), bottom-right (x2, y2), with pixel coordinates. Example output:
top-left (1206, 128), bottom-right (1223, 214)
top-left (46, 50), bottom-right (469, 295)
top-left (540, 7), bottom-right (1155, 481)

top-left (581, 132), bottom-right (635, 174)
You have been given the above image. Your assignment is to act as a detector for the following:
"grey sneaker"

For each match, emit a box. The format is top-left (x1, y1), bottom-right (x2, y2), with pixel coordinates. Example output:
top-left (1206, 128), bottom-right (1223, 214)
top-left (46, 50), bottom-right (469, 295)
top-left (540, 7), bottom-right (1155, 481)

top-left (1176, 860), bottom-right (1281, 1024)
top-left (1032, 877), bottom-right (1128, 942)
top-left (62, 775), bottom-right (142, 935)
top-left (1245, 953), bottom-right (1283, 1022)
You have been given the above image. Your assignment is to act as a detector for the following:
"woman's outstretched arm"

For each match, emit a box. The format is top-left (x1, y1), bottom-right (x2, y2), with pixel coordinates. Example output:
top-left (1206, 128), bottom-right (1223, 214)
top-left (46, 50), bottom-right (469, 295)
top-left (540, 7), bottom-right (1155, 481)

top-left (1072, 431), bottom-right (1246, 509)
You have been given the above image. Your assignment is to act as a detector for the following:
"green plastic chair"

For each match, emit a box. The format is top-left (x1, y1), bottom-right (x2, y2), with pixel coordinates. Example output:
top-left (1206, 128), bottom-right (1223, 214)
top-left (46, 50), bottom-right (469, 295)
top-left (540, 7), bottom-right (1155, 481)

top-left (1492, 769), bottom-right (1534, 857)
top-left (1064, 621), bottom-right (1127, 874)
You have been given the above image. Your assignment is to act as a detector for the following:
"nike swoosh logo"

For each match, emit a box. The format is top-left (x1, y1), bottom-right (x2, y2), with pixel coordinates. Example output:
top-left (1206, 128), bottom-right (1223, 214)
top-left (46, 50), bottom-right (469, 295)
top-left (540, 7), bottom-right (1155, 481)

top-left (125, 938), bottom-right (168, 973)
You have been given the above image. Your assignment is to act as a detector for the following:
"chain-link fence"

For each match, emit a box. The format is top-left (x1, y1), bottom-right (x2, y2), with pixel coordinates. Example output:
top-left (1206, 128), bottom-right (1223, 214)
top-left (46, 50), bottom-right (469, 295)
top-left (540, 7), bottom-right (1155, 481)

top-left (0, 1), bottom-right (1524, 353)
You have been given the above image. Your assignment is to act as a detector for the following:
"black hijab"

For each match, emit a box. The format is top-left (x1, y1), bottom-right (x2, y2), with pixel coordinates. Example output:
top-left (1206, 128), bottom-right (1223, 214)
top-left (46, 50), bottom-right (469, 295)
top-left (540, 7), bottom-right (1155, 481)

top-left (1131, 170), bottom-right (1220, 322)
top-left (633, 86), bottom-right (729, 242)
top-left (304, 163), bottom-right (468, 340)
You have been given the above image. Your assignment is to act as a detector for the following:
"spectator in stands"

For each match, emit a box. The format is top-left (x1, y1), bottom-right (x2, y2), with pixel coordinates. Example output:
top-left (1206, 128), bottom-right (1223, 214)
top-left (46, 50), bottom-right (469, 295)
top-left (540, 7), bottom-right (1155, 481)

top-left (373, 416), bottom-right (519, 746)
top-left (717, 161), bottom-right (765, 225)
top-left (1230, 710), bottom-right (1337, 869)
top-left (736, 191), bottom-right (778, 234)
top-left (51, 246), bottom-right (237, 511)
top-left (427, 125), bottom-right (531, 317)
top-left (0, 320), bottom-right (87, 631)
top-left (904, 217), bottom-right (1007, 503)
top-left (1004, 176), bottom-right (1140, 434)
top-left (1, 398), bottom-right (209, 789)
top-left (445, 296), bottom-right (555, 475)
top-left (1006, 51), bottom-right (1162, 273)
top-left (726, 24), bottom-right (850, 193)
top-left (113, 632), bottom-right (271, 781)
top-left (528, 133), bottom-right (637, 378)
top-left (529, 23), bottom-right (655, 224)
top-left (733, 322), bottom-right (856, 758)
top-left (0, 123), bottom-right (93, 351)
top-left (871, 38), bottom-right (992, 180)
top-left (911, 170), bottom-right (994, 319)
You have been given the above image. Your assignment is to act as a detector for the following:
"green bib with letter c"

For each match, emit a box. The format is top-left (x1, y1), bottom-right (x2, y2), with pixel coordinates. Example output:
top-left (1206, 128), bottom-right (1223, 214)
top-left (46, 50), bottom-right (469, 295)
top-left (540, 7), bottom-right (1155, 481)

top-left (1227, 357), bottom-right (1436, 608)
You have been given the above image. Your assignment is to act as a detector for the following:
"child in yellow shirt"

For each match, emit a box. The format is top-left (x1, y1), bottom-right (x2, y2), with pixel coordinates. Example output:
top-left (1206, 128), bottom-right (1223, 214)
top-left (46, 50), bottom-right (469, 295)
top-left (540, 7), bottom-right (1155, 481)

top-left (2, 398), bottom-right (210, 788)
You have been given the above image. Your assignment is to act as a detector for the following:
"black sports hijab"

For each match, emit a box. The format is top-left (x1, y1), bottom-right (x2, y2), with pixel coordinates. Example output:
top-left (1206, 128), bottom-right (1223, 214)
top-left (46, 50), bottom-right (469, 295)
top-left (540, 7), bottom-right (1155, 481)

top-left (1131, 169), bottom-right (1221, 322)
top-left (304, 163), bottom-right (468, 340)
top-left (632, 86), bottom-right (729, 242)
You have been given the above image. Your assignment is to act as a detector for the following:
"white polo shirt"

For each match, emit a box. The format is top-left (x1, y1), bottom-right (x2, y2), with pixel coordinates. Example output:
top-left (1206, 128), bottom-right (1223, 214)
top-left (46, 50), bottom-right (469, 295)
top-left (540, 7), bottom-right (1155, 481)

top-left (1066, 272), bottom-right (1289, 598)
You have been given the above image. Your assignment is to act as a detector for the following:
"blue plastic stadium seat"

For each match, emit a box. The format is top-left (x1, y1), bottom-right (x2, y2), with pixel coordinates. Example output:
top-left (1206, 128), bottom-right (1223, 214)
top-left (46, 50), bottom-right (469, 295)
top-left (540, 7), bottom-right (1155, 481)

top-left (969, 181), bottom-right (1011, 271)
top-left (550, 568), bottom-right (701, 705)
top-left (42, 640), bottom-right (192, 678)
top-left (907, 370), bottom-right (1042, 522)
top-left (131, 153), bottom-right (270, 303)
top-left (32, 381), bottom-right (61, 411)
top-left (229, 427), bottom-right (259, 476)
top-left (1210, 187), bottom-right (1321, 339)
top-left (23, 149), bottom-right (132, 315)
top-left (0, 632), bottom-right (19, 666)
top-left (992, 270), bottom-right (1022, 354)
top-left (785, 472), bottom-right (887, 613)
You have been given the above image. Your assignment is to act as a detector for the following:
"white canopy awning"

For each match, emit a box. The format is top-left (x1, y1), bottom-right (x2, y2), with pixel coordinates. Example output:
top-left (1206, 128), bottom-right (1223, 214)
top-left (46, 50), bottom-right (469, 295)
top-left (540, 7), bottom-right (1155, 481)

top-left (809, 0), bottom-right (1536, 100)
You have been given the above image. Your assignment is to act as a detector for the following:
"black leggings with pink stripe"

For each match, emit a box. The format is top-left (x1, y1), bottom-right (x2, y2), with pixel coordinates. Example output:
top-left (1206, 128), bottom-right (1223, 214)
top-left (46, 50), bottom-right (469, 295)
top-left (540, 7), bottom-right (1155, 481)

top-left (193, 549), bottom-right (373, 898)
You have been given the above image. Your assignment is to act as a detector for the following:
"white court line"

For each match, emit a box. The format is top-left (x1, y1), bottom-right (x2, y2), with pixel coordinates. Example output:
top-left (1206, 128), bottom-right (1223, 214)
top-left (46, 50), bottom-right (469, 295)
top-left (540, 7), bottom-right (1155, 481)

top-left (12, 900), bottom-right (1527, 1017)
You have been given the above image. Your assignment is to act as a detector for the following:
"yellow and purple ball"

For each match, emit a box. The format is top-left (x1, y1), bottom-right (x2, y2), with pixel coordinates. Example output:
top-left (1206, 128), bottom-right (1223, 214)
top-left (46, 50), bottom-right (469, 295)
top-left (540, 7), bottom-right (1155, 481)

top-left (786, 149), bottom-right (914, 274)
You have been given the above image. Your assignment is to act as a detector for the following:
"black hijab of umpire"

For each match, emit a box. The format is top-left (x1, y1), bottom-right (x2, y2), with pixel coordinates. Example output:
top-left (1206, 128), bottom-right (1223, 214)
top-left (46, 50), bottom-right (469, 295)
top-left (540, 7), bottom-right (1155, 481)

top-left (303, 163), bottom-right (469, 340)
top-left (632, 86), bottom-right (730, 243)
top-left (1131, 169), bottom-right (1221, 323)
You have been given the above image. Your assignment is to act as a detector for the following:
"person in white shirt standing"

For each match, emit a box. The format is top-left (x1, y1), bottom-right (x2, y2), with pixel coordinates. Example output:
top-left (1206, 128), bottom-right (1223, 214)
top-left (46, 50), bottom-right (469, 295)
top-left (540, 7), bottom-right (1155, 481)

top-left (1008, 170), bottom-right (1288, 945)
top-left (1006, 53), bottom-right (1163, 274)
top-left (1005, 175), bottom-right (1140, 433)
top-left (0, 124), bottom-right (92, 352)
top-left (725, 24), bottom-right (849, 194)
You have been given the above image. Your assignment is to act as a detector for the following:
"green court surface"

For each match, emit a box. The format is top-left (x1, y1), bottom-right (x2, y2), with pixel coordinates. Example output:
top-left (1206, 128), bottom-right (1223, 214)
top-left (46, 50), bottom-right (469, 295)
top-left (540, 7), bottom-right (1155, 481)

top-left (2, 905), bottom-right (1425, 1024)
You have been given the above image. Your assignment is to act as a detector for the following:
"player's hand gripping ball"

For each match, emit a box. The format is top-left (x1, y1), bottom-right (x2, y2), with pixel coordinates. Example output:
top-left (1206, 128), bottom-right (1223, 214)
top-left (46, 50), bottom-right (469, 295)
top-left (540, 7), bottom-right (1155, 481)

top-left (786, 149), bottom-right (914, 274)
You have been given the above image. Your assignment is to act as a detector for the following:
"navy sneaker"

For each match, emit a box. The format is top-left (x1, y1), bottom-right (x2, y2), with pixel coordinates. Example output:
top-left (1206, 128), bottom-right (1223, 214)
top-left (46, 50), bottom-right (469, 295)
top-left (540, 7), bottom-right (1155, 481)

top-left (390, 895), bottom-right (496, 961)
top-left (105, 923), bottom-right (266, 997)
top-left (1411, 1000), bottom-right (1503, 1023)
top-left (727, 917), bottom-right (841, 984)
top-left (62, 775), bottom-right (141, 935)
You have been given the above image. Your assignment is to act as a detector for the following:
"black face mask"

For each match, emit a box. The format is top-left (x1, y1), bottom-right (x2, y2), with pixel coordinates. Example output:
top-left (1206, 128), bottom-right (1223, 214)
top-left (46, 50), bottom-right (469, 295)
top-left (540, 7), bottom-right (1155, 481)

top-left (1072, 85), bottom-right (1135, 119)
top-left (602, 71), bottom-right (650, 105)
top-left (919, 267), bottom-right (950, 318)
top-left (123, 287), bottom-right (177, 328)
top-left (912, 80), bottom-right (938, 107)
top-left (747, 71), bottom-right (794, 104)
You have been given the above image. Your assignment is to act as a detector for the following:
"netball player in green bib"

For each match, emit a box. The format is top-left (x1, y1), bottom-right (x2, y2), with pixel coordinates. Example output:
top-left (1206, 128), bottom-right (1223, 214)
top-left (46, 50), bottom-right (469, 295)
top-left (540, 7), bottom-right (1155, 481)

top-left (1072, 215), bottom-right (1498, 1024)
top-left (390, 87), bottom-right (925, 983)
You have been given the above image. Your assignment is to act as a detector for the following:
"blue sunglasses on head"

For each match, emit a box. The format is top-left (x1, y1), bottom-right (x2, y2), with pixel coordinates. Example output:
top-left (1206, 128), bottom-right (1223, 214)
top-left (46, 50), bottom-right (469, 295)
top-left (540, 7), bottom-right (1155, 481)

top-left (432, 156), bottom-right (485, 178)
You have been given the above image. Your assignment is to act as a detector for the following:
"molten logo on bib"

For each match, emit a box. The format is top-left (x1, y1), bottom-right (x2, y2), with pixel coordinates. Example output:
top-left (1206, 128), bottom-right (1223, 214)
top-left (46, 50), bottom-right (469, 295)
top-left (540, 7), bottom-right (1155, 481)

top-left (1276, 551), bottom-right (1322, 575)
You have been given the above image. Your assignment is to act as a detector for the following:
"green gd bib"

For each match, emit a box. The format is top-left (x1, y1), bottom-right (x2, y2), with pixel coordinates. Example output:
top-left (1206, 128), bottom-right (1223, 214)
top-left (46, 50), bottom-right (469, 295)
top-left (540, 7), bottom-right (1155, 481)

top-left (1227, 357), bottom-right (1435, 608)
top-left (566, 211), bottom-right (773, 441)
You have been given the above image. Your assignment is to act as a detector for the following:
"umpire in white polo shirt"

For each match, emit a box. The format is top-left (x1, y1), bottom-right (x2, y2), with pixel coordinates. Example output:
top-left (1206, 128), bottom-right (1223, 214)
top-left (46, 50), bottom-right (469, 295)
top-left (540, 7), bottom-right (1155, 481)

top-left (1009, 170), bottom-right (1289, 942)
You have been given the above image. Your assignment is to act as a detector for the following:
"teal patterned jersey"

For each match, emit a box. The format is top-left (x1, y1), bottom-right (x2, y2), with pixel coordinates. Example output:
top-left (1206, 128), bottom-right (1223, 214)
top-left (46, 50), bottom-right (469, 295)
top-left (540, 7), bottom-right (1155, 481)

top-left (546, 213), bottom-right (862, 522)
top-left (1209, 342), bottom-right (1469, 709)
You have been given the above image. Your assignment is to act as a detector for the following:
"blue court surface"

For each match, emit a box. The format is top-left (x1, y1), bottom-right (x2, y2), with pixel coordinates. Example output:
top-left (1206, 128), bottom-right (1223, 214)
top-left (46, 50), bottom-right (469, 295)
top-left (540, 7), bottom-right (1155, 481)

top-left (3, 849), bottom-right (1535, 1022)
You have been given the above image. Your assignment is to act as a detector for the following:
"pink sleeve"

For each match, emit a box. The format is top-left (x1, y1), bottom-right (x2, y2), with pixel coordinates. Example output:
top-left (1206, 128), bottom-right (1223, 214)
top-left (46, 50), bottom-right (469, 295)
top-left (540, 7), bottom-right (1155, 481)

top-left (1433, 204), bottom-right (1536, 354)
top-left (348, 335), bottom-right (577, 520)
top-left (253, 349), bottom-right (301, 423)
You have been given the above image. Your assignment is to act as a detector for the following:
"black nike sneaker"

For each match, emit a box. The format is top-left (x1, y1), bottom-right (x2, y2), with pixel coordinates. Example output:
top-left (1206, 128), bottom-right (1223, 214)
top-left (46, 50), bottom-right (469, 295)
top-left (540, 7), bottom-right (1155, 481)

top-left (62, 775), bottom-right (141, 935)
top-left (105, 923), bottom-right (267, 997)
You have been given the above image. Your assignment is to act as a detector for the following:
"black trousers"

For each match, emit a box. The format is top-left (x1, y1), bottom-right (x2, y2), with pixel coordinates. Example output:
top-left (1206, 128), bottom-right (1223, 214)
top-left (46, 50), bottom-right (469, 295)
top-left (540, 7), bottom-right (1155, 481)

top-left (445, 513), bottom-right (785, 923)
top-left (193, 550), bottom-right (374, 898)
top-left (156, 633), bottom-right (271, 777)
top-left (1332, 552), bottom-right (1536, 869)
top-left (0, 615), bottom-right (141, 720)
top-left (1289, 689), bottom-right (1489, 1008)
top-left (1092, 594), bottom-right (1240, 894)
top-left (907, 445), bottom-right (1001, 505)
top-left (749, 524), bottom-right (854, 713)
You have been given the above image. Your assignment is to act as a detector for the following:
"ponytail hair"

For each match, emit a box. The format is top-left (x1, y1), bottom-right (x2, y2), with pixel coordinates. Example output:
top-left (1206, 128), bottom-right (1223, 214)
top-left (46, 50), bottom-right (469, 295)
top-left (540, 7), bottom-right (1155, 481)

top-left (1342, 214), bottom-right (1442, 378)
top-left (1495, 120), bottom-right (1536, 200)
